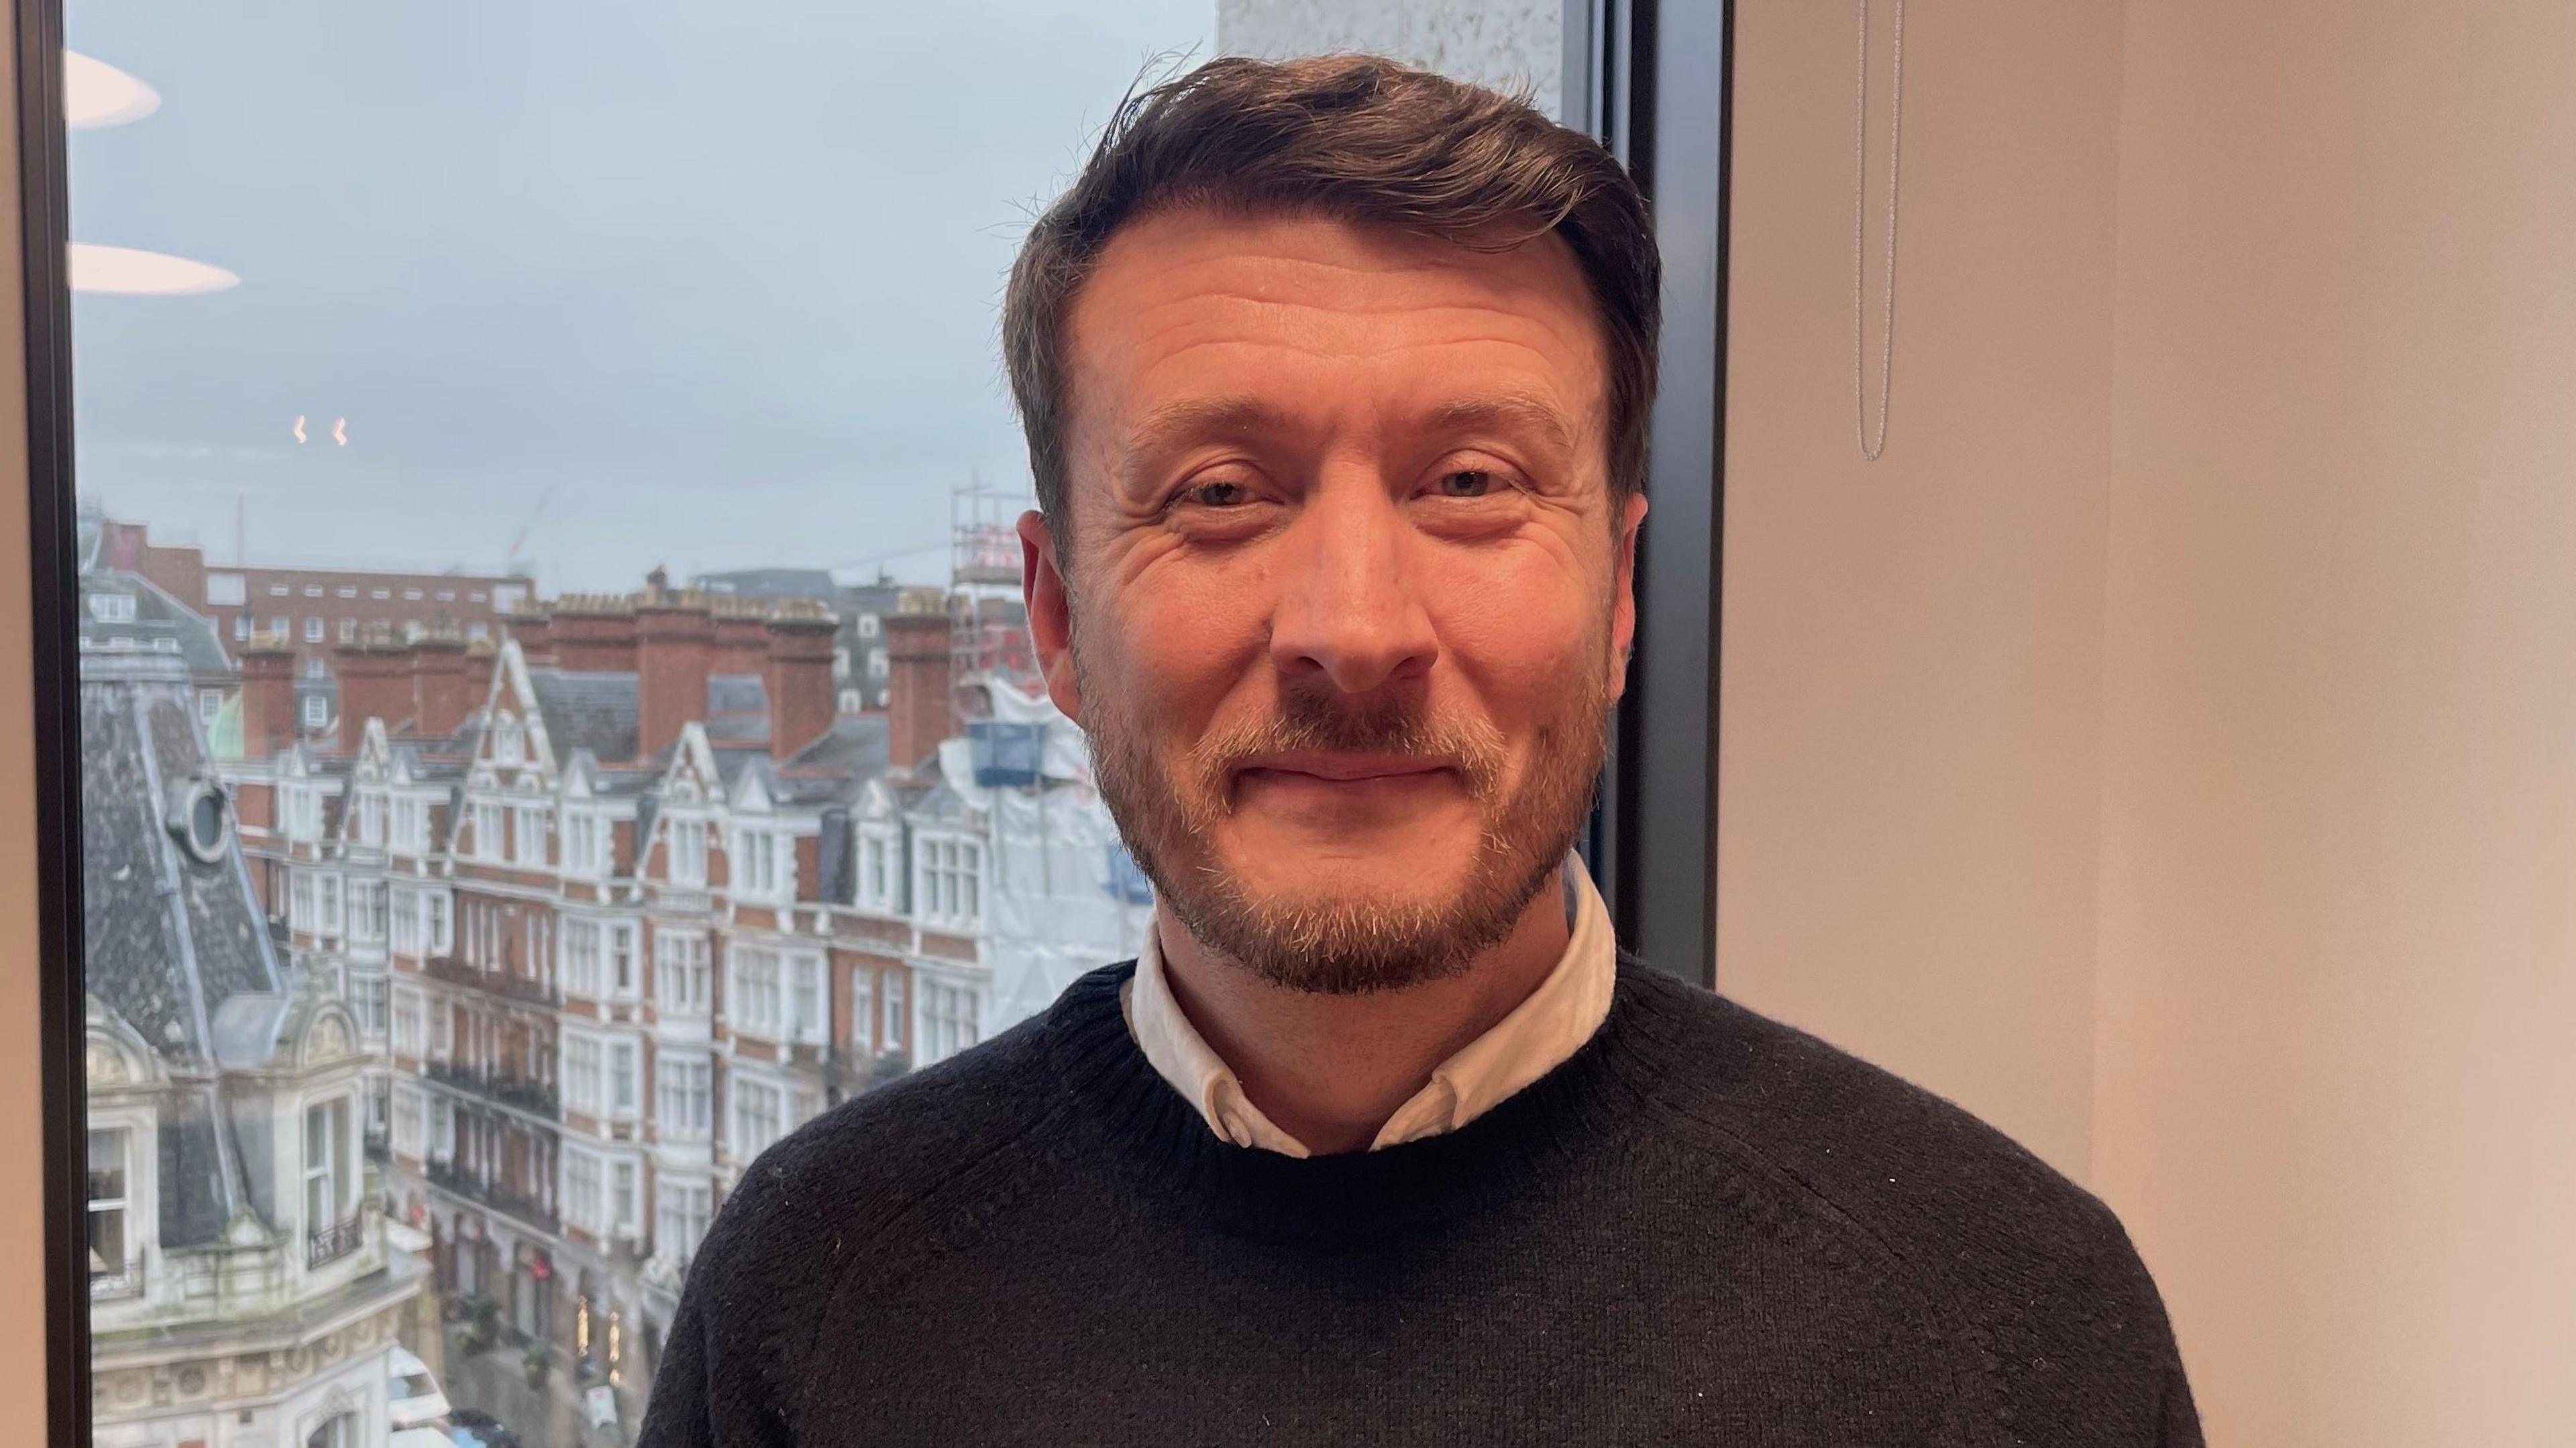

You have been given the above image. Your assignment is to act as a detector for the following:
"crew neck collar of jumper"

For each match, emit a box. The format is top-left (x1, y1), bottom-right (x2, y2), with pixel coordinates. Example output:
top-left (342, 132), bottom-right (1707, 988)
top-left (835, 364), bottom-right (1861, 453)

top-left (1122, 859), bottom-right (1618, 1157)
top-left (1044, 951), bottom-right (1690, 1245)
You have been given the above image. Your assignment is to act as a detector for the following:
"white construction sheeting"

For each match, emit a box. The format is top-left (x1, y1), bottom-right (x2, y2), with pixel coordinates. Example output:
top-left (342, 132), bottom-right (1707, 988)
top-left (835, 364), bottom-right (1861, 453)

top-left (947, 677), bottom-right (1157, 1034)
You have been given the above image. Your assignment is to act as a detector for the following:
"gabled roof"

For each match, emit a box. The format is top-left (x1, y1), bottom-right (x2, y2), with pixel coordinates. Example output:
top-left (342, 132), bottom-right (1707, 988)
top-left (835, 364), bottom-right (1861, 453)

top-left (78, 567), bottom-right (234, 675)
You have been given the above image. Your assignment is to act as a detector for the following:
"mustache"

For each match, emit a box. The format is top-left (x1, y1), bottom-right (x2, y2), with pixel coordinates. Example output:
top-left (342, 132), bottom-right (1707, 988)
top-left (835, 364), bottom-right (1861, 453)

top-left (1187, 685), bottom-right (1509, 803)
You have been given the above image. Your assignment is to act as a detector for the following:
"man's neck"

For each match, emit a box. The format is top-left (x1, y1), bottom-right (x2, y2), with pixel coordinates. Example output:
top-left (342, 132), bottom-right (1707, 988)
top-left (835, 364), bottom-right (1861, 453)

top-left (1152, 869), bottom-right (1574, 1155)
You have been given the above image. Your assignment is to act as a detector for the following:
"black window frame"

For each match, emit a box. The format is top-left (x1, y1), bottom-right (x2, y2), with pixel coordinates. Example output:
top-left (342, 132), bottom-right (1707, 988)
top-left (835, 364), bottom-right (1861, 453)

top-left (17, 2), bottom-right (1731, 1437)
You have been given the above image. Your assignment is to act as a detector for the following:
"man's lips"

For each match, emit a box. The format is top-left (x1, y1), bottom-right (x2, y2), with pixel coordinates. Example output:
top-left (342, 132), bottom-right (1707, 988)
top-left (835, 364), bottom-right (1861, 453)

top-left (1231, 751), bottom-right (1456, 785)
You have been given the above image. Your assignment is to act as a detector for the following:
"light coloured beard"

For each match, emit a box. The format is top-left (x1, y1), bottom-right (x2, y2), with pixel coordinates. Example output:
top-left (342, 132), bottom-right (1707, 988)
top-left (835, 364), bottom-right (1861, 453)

top-left (1077, 630), bottom-right (1612, 997)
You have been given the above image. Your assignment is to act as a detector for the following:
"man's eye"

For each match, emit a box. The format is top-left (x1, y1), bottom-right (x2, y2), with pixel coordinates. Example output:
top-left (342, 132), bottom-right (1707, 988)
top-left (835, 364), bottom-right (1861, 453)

top-left (1181, 480), bottom-right (1252, 508)
top-left (1436, 469), bottom-right (1499, 498)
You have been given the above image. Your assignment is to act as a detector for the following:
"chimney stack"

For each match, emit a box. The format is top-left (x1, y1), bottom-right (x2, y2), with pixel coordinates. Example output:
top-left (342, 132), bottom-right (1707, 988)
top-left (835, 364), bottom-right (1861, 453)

top-left (463, 639), bottom-right (498, 719)
top-left (883, 610), bottom-right (955, 775)
top-left (635, 592), bottom-right (714, 761)
top-left (712, 603), bottom-right (771, 677)
top-left (550, 598), bottom-right (637, 672)
top-left (411, 632), bottom-right (473, 739)
top-left (333, 635), bottom-right (415, 753)
top-left (765, 604), bottom-right (839, 761)
top-left (508, 606), bottom-right (556, 667)
top-left (239, 638), bottom-right (299, 761)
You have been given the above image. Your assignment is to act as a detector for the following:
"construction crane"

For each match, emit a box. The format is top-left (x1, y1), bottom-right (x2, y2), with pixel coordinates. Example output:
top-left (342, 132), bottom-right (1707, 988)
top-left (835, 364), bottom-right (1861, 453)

top-left (502, 487), bottom-right (551, 579)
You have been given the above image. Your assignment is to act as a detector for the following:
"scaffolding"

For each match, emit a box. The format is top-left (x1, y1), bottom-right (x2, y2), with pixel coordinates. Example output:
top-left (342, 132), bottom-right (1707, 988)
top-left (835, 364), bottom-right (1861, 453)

top-left (949, 475), bottom-right (1040, 727)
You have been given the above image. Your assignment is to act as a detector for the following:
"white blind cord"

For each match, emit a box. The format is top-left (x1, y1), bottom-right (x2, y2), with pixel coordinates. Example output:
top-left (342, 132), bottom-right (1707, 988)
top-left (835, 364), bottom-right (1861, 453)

top-left (1854, 0), bottom-right (1907, 461)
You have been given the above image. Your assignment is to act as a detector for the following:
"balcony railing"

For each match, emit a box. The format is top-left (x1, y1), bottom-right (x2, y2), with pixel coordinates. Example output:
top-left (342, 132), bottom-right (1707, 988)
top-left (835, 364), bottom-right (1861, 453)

top-left (307, 1215), bottom-right (363, 1270)
top-left (89, 1256), bottom-right (144, 1301)
top-left (423, 953), bottom-right (560, 1007)
top-left (425, 1158), bottom-right (559, 1235)
top-left (424, 1060), bottom-right (559, 1118)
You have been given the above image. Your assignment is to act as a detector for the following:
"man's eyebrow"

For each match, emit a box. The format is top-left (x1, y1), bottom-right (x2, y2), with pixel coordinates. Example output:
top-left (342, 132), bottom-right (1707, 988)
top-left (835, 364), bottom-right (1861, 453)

top-left (1424, 392), bottom-right (1578, 457)
top-left (1124, 395), bottom-right (1285, 459)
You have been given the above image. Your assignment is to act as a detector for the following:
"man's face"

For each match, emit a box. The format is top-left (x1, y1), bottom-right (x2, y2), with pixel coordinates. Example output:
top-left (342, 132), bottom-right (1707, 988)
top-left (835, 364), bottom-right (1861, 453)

top-left (1022, 208), bottom-right (1644, 994)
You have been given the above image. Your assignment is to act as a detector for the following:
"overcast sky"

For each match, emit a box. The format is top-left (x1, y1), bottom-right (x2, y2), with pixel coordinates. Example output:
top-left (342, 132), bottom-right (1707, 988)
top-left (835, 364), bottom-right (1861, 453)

top-left (66, 0), bottom-right (1212, 591)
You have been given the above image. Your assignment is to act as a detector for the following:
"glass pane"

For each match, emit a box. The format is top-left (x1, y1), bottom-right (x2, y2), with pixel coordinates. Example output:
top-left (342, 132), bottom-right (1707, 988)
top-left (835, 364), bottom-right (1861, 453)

top-left (64, 0), bottom-right (1589, 1439)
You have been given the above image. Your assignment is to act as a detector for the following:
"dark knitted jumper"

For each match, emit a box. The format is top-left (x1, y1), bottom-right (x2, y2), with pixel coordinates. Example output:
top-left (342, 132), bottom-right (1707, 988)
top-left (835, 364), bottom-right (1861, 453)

top-left (639, 960), bottom-right (2202, 1447)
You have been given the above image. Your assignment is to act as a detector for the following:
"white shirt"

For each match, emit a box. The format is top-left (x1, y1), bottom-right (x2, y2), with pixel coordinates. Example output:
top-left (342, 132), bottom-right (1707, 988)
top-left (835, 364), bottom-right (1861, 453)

top-left (1119, 859), bottom-right (1617, 1157)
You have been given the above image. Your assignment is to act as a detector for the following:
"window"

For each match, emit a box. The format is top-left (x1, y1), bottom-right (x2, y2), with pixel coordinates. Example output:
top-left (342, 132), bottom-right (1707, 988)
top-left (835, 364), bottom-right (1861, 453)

top-left (513, 801), bottom-right (549, 867)
top-left (87, 1127), bottom-right (130, 1279)
top-left (87, 592), bottom-right (136, 622)
top-left (392, 795), bottom-right (429, 852)
top-left (610, 1040), bottom-right (638, 1115)
top-left (392, 988), bottom-right (423, 1058)
top-left (790, 953), bottom-right (824, 1044)
top-left (885, 974), bottom-right (907, 1052)
top-left (350, 880), bottom-right (386, 942)
top-left (657, 1180), bottom-right (713, 1269)
top-left (733, 827), bottom-right (787, 899)
top-left (669, 817), bottom-right (708, 885)
top-left (564, 812), bottom-right (607, 875)
top-left (564, 1034), bottom-right (602, 1116)
top-left (612, 1160), bottom-right (639, 1235)
top-left (917, 837), bottom-right (983, 928)
top-left (390, 1084), bottom-right (423, 1156)
top-left (860, 832), bottom-right (892, 909)
top-left (56, 3), bottom-right (1279, 1440)
top-left (566, 1150), bottom-right (602, 1232)
top-left (563, 918), bottom-right (602, 998)
top-left (656, 1055), bottom-right (712, 1138)
top-left (729, 945), bottom-right (783, 1038)
top-left (303, 1097), bottom-right (351, 1231)
top-left (922, 979), bottom-right (981, 1065)
top-left (731, 1077), bottom-right (784, 1161)
top-left (655, 932), bottom-right (710, 1015)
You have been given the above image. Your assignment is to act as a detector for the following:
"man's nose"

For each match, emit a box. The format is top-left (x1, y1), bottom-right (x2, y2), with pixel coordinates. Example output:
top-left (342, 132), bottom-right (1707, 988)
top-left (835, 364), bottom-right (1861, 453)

top-left (1267, 474), bottom-right (1440, 695)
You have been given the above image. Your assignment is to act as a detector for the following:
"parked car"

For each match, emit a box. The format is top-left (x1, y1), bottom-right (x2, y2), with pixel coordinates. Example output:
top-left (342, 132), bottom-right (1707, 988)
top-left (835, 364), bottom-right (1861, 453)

top-left (387, 1345), bottom-right (452, 1429)
top-left (443, 1408), bottom-right (523, 1448)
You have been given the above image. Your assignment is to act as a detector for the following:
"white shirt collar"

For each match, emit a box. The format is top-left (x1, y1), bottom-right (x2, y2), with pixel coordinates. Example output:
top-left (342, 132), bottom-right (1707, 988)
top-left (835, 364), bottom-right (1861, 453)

top-left (1119, 858), bottom-right (1618, 1158)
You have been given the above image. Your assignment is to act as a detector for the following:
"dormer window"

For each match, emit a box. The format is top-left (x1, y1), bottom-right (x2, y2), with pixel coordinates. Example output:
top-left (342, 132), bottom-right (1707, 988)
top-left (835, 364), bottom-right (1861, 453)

top-left (354, 790), bottom-right (386, 847)
top-left (494, 718), bottom-right (525, 767)
top-left (86, 1127), bottom-right (132, 1288)
top-left (167, 777), bottom-right (232, 864)
top-left (669, 818), bottom-right (707, 886)
top-left (87, 592), bottom-right (136, 623)
top-left (732, 827), bottom-right (789, 900)
top-left (303, 1097), bottom-right (356, 1253)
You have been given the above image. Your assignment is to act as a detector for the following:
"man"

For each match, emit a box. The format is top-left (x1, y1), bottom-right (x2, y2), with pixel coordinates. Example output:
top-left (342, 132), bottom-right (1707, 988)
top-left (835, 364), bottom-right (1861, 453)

top-left (641, 55), bottom-right (2200, 1446)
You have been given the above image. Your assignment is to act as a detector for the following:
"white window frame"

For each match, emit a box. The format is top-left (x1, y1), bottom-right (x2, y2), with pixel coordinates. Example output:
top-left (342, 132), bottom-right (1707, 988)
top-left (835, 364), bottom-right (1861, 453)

top-left (729, 944), bottom-right (782, 1038)
top-left (655, 1054), bottom-right (712, 1139)
top-left (512, 802), bottom-right (549, 867)
top-left (655, 931), bottom-right (710, 1015)
top-left (668, 816), bottom-right (707, 886)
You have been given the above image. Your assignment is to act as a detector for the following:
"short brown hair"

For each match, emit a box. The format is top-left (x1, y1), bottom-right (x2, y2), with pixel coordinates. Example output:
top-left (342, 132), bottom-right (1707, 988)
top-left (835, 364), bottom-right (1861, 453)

top-left (1002, 54), bottom-right (1659, 545)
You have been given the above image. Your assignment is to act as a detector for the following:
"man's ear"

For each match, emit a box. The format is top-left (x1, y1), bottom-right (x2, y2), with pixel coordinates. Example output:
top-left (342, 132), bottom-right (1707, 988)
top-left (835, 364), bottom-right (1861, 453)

top-left (1019, 508), bottom-right (1083, 724)
top-left (1607, 490), bottom-right (1648, 704)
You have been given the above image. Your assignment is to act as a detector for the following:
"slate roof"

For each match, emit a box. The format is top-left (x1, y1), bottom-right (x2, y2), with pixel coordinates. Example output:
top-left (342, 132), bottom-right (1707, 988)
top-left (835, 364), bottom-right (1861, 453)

top-left (525, 668), bottom-right (639, 767)
top-left (82, 655), bottom-right (280, 1066)
top-left (79, 568), bottom-right (234, 677)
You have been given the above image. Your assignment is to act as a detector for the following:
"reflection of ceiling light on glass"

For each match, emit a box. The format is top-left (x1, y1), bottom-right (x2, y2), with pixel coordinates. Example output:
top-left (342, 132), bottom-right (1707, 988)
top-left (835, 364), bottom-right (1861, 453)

top-left (65, 52), bottom-right (160, 129)
top-left (70, 242), bottom-right (239, 296)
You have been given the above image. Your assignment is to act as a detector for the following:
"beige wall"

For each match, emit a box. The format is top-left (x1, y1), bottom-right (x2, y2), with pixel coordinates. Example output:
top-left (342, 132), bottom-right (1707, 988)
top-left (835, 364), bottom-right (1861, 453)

top-left (2094, 1), bottom-right (2576, 1442)
top-left (1723, 0), bottom-right (2576, 1443)
top-left (1718, 0), bottom-right (2124, 1179)
top-left (1, 0), bottom-right (59, 1435)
